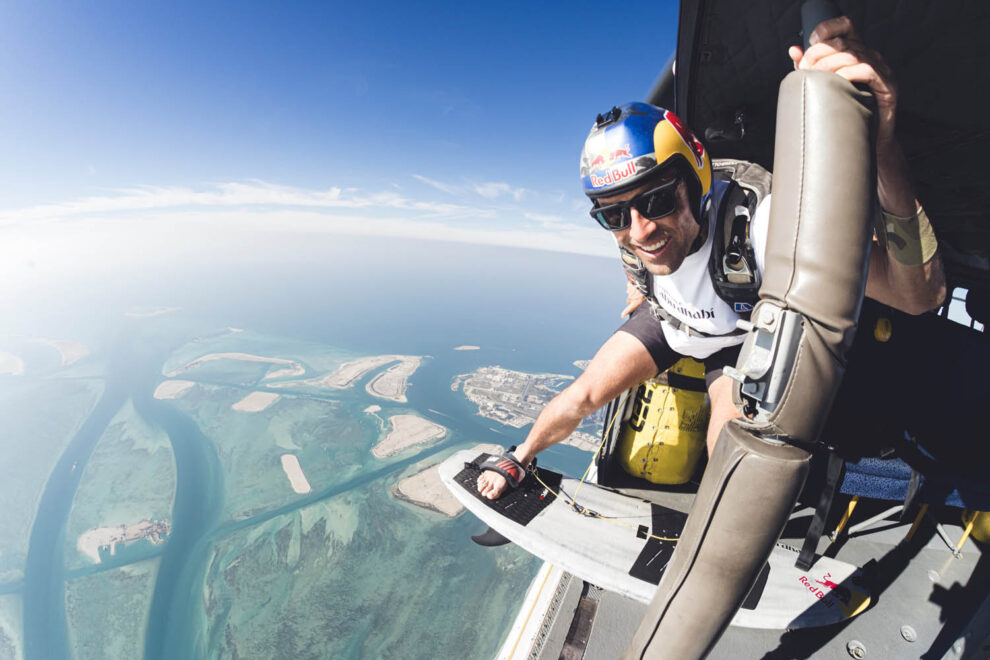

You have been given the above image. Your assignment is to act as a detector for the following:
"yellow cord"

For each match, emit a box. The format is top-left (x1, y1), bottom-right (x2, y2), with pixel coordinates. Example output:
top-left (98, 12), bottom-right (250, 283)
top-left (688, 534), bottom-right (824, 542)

top-left (571, 394), bottom-right (625, 501)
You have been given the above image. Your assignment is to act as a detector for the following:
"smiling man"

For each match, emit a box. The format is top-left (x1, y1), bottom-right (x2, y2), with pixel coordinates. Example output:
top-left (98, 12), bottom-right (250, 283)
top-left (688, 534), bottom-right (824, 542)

top-left (476, 17), bottom-right (944, 502)
top-left (473, 17), bottom-right (948, 658)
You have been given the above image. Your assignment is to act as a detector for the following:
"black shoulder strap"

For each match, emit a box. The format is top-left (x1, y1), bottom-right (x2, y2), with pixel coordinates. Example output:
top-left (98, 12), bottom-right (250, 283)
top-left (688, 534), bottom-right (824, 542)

top-left (708, 159), bottom-right (770, 312)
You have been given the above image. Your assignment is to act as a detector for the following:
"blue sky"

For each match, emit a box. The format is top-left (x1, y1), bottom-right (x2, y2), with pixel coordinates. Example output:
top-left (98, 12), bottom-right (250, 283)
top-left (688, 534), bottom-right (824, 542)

top-left (0, 1), bottom-right (679, 281)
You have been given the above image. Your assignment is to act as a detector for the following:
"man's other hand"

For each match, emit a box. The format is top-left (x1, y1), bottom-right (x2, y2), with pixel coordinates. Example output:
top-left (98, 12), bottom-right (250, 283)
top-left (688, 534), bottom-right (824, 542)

top-left (477, 470), bottom-right (508, 500)
top-left (788, 16), bottom-right (897, 143)
top-left (622, 281), bottom-right (647, 318)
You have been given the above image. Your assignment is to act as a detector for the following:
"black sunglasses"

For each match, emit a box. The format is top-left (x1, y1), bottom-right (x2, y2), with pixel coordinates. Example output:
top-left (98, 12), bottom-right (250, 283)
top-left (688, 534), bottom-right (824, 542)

top-left (589, 178), bottom-right (680, 231)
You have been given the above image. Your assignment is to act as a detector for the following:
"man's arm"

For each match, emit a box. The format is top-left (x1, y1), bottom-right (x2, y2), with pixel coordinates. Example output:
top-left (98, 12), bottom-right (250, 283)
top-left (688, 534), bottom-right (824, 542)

top-left (789, 16), bottom-right (946, 315)
top-left (476, 330), bottom-right (658, 500)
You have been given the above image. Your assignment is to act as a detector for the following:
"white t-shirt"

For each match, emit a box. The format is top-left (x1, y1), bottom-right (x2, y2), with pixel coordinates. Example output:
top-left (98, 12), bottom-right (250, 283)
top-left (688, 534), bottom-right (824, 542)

top-left (650, 194), bottom-right (770, 359)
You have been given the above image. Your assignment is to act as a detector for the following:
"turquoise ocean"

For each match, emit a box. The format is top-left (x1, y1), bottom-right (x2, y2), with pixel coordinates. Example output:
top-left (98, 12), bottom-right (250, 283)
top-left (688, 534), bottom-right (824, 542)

top-left (0, 236), bottom-right (624, 659)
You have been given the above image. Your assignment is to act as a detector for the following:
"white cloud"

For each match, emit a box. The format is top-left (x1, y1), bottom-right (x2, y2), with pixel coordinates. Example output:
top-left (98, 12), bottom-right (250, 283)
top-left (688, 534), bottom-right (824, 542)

top-left (472, 181), bottom-right (526, 201)
top-left (0, 180), bottom-right (612, 274)
top-left (412, 174), bottom-right (460, 196)
top-left (524, 212), bottom-right (566, 226)
top-left (0, 180), bottom-right (483, 224)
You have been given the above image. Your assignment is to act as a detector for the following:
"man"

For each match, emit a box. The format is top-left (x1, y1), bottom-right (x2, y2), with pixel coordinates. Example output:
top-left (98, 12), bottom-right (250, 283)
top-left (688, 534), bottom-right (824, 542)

top-left (477, 17), bottom-right (945, 501)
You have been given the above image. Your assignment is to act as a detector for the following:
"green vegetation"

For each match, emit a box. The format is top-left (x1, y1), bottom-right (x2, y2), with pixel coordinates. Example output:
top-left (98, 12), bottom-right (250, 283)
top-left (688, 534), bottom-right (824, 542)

top-left (65, 559), bottom-right (159, 660)
top-left (64, 400), bottom-right (176, 570)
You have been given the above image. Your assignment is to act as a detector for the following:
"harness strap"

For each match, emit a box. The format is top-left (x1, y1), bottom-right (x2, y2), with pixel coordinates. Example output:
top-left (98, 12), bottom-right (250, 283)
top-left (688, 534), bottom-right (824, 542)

top-left (796, 450), bottom-right (845, 570)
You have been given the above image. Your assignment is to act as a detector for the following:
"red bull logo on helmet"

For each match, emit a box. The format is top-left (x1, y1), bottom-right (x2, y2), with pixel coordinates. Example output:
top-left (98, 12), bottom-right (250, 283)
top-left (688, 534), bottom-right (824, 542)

top-left (588, 144), bottom-right (633, 170)
top-left (590, 160), bottom-right (638, 188)
top-left (664, 110), bottom-right (706, 169)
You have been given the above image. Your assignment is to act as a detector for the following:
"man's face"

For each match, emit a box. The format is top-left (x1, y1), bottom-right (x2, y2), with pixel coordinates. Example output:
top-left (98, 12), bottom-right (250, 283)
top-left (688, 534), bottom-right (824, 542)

top-left (603, 177), bottom-right (701, 277)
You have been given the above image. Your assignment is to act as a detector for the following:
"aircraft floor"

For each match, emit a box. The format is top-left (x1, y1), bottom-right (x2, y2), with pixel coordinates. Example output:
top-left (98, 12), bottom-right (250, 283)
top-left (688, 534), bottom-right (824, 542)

top-left (524, 501), bottom-right (989, 659)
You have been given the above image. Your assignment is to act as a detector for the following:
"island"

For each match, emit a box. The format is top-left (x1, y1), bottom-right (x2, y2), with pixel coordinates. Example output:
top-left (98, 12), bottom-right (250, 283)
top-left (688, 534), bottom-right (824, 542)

top-left (372, 414), bottom-right (447, 458)
top-left (165, 352), bottom-right (305, 379)
top-left (267, 354), bottom-right (422, 393)
top-left (0, 352), bottom-right (24, 376)
top-left (280, 454), bottom-right (312, 494)
top-left (232, 391), bottom-right (279, 412)
top-left (364, 405), bottom-right (384, 428)
top-left (453, 365), bottom-right (604, 452)
top-left (365, 357), bottom-right (422, 402)
top-left (153, 380), bottom-right (196, 399)
top-left (390, 443), bottom-right (502, 517)
top-left (76, 519), bottom-right (171, 563)
top-left (31, 338), bottom-right (89, 365)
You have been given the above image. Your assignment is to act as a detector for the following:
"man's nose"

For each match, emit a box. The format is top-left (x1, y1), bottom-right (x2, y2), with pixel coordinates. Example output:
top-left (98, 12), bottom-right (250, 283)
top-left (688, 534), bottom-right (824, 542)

top-left (628, 208), bottom-right (656, 242)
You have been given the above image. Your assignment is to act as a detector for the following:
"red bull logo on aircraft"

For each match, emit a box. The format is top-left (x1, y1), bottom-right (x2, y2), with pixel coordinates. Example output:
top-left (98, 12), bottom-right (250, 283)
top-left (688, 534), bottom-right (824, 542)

top-left (664, 110), bottom-right (706, 169)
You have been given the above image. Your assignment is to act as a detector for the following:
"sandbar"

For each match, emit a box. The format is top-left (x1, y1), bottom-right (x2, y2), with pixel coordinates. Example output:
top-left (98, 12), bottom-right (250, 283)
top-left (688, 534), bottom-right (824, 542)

top-left (166, 352), bottom-right (304, 379)
top-left (31, 338), bottom-right (89, 365)
top-left (454, 345), bottom-right (480, 351)
top-left (232, 391), bottom-right (280, 412)
top-left (390, 443), bottom-right (502, 517)
top-left (364, 404), bottom-right (384, 428)
top-left (0, 352), bottom-right (24, 376)
top-left (125, 306), bottom-right (180, 318)
top-left (280, 454), bottom-right (312, 494)
top-left (365, 357), bottom-right (422, 402)
top-left (372, 414), bottom-right (447, 458)
top-left (153, 380), bottom-right (196, 399)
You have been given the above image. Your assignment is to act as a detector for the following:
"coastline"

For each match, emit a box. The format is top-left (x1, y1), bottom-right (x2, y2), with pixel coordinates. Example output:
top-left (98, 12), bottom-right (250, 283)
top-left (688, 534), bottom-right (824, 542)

top-left (372, 414), bottom-right (447, 458)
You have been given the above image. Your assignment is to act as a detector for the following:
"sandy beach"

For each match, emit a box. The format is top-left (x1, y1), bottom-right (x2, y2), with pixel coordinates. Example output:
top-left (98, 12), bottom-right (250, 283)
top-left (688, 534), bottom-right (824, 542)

top-left (232, 391), bottom-right (280, 412)
top-left (280, 454), bottom-right (312, 494)
top-left (391, 443), bottom-right (502, 517)
top-left (0, 352), bottom-right (24, 376)
top-left (365, 357), bottom-right (422, 402)
top-left (153, 380), bottom-right (196, 399)
top-left (77, 519), bottom-right (170, 564)
top-left (31, 338), bottom-right (89, 365)
top-left (372, 414), bottom-right (447, 458)
top-left (166, 352), bottom-right (304, 379)
top-left (453, 345), bottom-right (480, 351)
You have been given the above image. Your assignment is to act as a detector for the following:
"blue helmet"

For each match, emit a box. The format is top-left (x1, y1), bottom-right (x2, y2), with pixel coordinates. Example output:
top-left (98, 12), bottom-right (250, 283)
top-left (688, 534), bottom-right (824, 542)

top-left (580, 102), bottom-right (712, 221)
